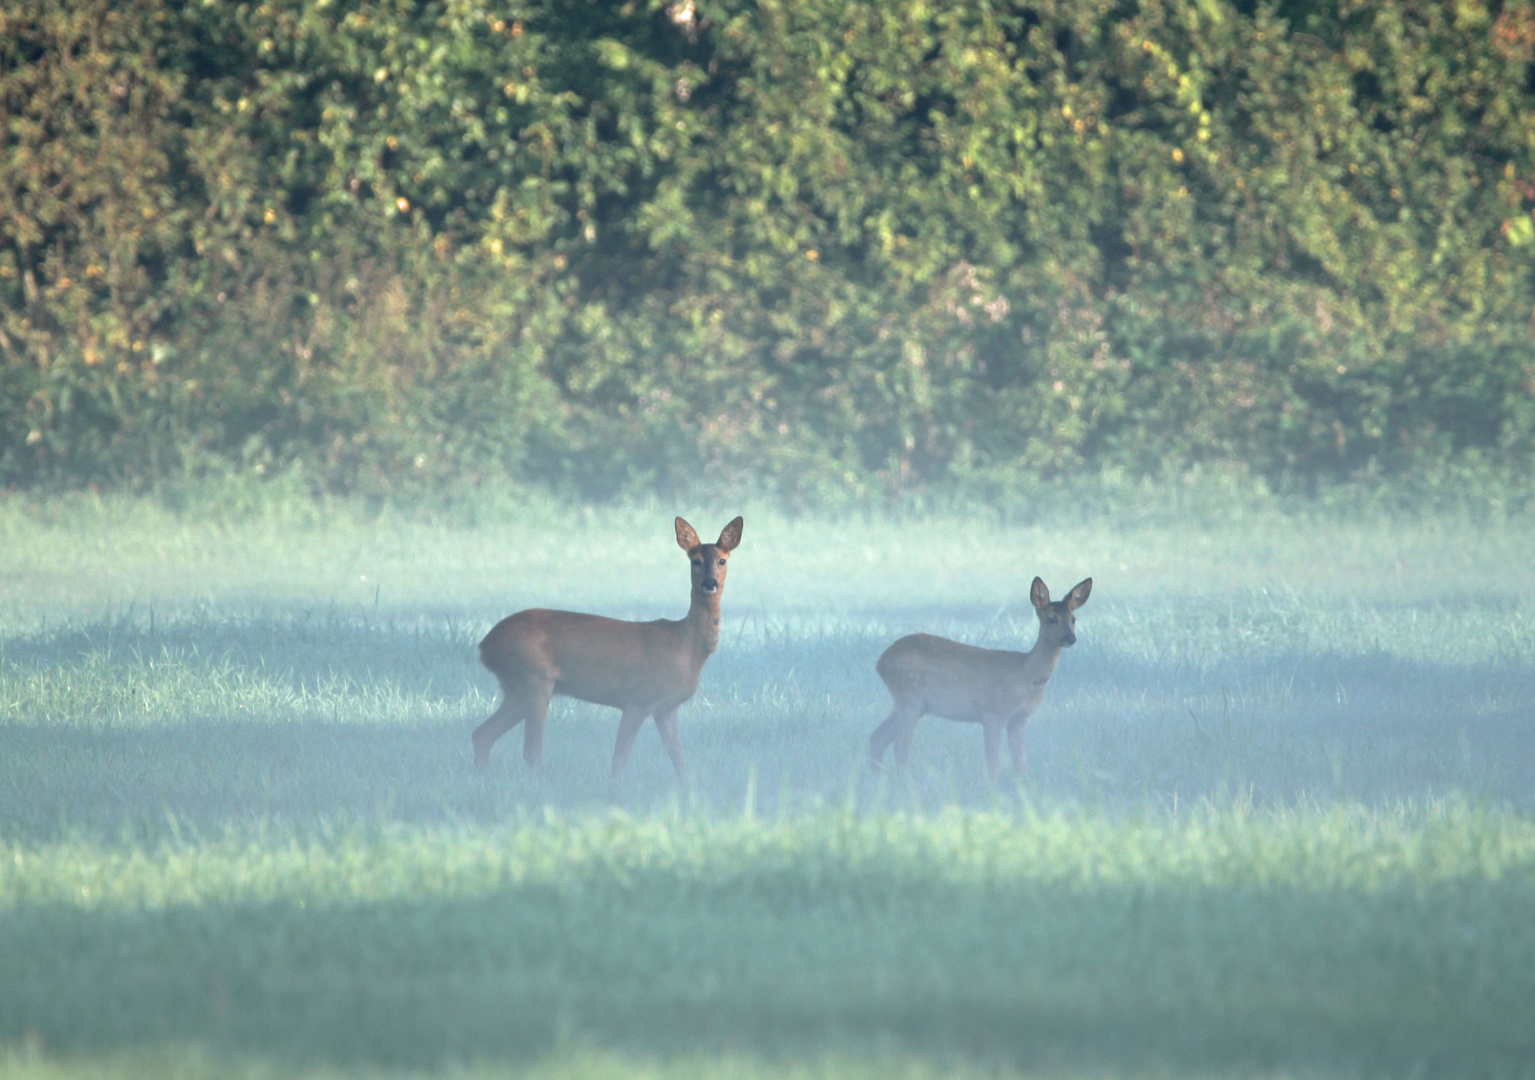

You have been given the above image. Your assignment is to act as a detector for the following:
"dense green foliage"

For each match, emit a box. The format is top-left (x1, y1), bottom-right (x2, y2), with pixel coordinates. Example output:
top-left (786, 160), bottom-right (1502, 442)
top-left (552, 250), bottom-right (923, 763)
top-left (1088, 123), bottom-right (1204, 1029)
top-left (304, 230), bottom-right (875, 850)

top-left (2, 0), bottom-right (1533, 501)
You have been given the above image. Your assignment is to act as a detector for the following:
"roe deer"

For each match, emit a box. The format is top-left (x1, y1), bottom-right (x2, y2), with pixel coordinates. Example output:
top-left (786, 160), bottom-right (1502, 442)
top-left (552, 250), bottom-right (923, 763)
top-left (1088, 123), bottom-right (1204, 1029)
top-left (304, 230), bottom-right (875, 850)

top-left (869, 576), bottom-right (1091, 782)
top-left (474, 516), bottom-right (743, 782)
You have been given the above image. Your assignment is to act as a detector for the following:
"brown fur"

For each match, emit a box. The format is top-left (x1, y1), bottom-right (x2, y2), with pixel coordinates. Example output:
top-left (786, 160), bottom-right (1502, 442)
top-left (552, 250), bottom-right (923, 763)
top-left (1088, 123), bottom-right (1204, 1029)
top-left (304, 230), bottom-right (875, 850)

top-left (474, 516), bottom-right (743, 782)
top-left (869, 576), bottom-right (1091, 782)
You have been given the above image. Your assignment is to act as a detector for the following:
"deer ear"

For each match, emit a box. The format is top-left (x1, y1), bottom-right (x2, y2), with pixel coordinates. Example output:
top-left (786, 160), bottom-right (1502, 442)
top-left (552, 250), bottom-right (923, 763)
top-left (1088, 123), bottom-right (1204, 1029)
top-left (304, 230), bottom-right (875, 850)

top-left (1030, 577), bottom-right (1051, 611)
top-left (675, 517), bottom-right (701, 552)
top-left (1065, 578), bottom-right (1092, 610)
top-left (716, 516), bottom-right (743, 552)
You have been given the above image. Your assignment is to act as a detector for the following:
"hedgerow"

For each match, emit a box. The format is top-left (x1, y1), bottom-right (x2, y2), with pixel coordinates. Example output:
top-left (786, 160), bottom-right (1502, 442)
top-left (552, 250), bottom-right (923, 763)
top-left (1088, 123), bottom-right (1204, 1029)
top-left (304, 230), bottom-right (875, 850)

top-left (2, 0), bottom-right (1533, 504)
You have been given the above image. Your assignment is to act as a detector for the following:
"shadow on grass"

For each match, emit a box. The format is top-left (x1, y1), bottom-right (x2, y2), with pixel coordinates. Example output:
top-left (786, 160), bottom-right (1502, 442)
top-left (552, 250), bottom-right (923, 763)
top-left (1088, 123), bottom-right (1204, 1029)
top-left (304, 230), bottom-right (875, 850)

top-left (2, 871), bottom-right (1532, 1076)
top-left (0, 607), bottom-right (483, 702)
top-left (2, 609), bottom-right (1533, 840)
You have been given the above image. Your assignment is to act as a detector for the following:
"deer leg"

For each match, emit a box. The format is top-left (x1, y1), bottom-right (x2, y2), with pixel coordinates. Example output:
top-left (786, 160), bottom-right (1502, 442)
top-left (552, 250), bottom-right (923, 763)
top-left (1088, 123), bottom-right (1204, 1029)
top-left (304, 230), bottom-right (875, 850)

top-left (473, 697), bottom-right (524, 771)
top-left (520, 684), bottom-right (554, 766)
top-left (871, 697), bottom-right (923, 767)
top-left (1006, 721), bottom-right (1028, 778)
top-left (653, 706), bottom-right (688, 785)
top-left (890, 703), bottom-right (925, 768)
top-left (869, 707), bottom-right (903, 767)
top-left (983, 720), bottom-right (1004, 783)
top-left (610, 706), bottom-right (650, 779)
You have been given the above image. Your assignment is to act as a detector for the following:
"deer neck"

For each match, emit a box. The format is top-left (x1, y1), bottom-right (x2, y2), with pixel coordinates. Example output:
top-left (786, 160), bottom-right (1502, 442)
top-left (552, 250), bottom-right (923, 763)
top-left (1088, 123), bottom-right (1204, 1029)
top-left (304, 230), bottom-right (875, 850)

top-left (1024, 633), bottom-right (1065, 682)
top-left (685, 589), bottom-right (724, 658)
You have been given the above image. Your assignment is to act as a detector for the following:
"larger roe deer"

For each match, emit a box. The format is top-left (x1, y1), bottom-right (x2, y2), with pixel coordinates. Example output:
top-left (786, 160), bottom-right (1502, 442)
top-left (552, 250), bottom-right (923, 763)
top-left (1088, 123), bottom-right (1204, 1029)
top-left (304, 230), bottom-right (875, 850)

top-left (474, 516), bottom-right (743, 782)
top-left (870, 576), bottom-right (1091, 782)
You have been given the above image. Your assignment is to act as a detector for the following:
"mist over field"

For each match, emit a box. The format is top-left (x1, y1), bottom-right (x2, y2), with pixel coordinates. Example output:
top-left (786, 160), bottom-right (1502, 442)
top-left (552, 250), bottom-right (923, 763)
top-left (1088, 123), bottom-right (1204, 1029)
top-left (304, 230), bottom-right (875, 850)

top-left (2, 500), bottom-right (1533, 830)
top-left (5, 0), bottom-right (1535, 1073)
top-left (2, 496), bottom-right (1534, 1079)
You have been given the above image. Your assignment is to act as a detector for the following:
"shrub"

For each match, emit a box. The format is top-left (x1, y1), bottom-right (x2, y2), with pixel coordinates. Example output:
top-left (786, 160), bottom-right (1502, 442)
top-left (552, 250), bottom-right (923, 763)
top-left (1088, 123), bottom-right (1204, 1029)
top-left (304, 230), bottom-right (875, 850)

top-left (2, 0), bottom-right (1532, 504)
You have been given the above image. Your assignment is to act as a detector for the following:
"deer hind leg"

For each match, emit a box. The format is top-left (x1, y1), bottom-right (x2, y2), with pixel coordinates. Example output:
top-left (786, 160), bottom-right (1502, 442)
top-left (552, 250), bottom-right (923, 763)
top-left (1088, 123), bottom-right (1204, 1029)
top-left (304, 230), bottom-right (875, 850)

top-left (653, 705), bottom-right (688, 785)
top-left (609, 706), bottom-right (651, 779)
top-left (889, 700), bottom-right (926, 769)
top-left (870, 696), bottom-right (919, 768)
top-left (520, 684), bottom-right (555, 766)
top-left (473, 697), bottom-right (524, 771)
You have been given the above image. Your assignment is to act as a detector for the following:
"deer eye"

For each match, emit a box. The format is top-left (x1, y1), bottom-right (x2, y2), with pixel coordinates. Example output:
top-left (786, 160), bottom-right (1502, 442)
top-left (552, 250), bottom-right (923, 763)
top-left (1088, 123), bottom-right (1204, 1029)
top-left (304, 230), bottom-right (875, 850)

top-left (691, 558), bottom-right (702, 567)
top-left (717, 558), bottom-right (725, 566)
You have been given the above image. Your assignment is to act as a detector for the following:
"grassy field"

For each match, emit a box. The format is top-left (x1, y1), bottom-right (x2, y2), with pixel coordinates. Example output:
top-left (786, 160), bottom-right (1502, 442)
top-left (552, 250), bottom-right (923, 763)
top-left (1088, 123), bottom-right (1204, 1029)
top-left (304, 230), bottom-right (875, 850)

top-left (1, 492), bottom-right (1533, 1078)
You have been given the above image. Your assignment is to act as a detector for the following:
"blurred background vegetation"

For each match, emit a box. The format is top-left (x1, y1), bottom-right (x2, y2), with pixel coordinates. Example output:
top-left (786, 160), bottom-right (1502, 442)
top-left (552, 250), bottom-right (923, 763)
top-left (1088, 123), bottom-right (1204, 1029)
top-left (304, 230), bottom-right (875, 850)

top-left (2, 0), bottom-right (1533, 509)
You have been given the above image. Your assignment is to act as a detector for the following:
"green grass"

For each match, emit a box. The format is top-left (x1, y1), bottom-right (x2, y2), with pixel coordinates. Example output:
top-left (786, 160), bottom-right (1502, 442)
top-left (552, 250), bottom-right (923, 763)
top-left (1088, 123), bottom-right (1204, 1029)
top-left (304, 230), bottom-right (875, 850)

top-left (1, 491), bottom-right (1533, 1078)
top-left (4, 807), bottom-right (1535, 1076)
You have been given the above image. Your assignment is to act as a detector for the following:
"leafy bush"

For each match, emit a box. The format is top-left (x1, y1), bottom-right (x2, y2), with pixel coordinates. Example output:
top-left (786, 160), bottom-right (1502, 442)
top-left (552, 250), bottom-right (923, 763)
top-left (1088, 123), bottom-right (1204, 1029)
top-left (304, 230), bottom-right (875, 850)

top-left (2, 0), bottom-right (1532, 504)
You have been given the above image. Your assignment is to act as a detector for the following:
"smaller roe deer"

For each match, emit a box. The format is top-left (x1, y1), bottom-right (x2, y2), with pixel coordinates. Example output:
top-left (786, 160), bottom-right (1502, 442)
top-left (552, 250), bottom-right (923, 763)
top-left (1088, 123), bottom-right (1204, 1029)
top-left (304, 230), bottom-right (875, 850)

top-left (474, 516), bottom-right (743, 782)
top-left (870, 576), bottom-right (1091, 782)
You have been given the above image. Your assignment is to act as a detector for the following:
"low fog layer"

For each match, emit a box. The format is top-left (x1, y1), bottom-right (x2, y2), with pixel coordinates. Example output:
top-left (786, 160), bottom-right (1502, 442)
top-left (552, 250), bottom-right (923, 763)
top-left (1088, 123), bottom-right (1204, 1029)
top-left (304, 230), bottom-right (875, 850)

top-left (2, 507), bottom-right (1529, 840)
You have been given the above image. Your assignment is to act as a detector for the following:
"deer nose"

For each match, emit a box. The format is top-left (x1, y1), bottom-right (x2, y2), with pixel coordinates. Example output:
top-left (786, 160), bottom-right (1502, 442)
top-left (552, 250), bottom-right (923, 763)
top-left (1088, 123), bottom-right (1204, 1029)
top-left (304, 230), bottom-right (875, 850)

top-left (1062, 629), bottom-right (1076, 646)
top-left (701, 578), bottom-right (719, 593)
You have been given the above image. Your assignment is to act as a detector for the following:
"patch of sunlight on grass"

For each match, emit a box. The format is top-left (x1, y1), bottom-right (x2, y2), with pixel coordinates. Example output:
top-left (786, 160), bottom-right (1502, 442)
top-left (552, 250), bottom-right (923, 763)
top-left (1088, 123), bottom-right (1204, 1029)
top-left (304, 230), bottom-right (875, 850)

top-left (0, 1045), bottom-right (1328, 1080)
top-left (3, 805), bottom-right (1534, 1075)
top-left (4, 803), bottom-right (1533, 911)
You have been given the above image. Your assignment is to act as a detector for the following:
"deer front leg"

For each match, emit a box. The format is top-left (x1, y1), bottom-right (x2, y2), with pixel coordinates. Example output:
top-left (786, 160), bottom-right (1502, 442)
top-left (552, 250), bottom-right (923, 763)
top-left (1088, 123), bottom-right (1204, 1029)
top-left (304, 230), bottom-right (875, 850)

top-left (1006, 720), bottom-right (1028, 778)
top-left (982, 720), bottom-right (1004, 783)
top-left (610, 706), bottom-right (650, 779)
top-left (653, 705), bottom-right (688, 785)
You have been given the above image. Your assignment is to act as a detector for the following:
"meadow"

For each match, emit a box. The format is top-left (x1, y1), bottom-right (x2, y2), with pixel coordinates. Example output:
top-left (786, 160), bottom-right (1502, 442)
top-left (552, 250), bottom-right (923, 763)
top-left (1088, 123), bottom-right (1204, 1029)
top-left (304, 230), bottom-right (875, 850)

top-left (1, 490), bottom-right (1533, 1078)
